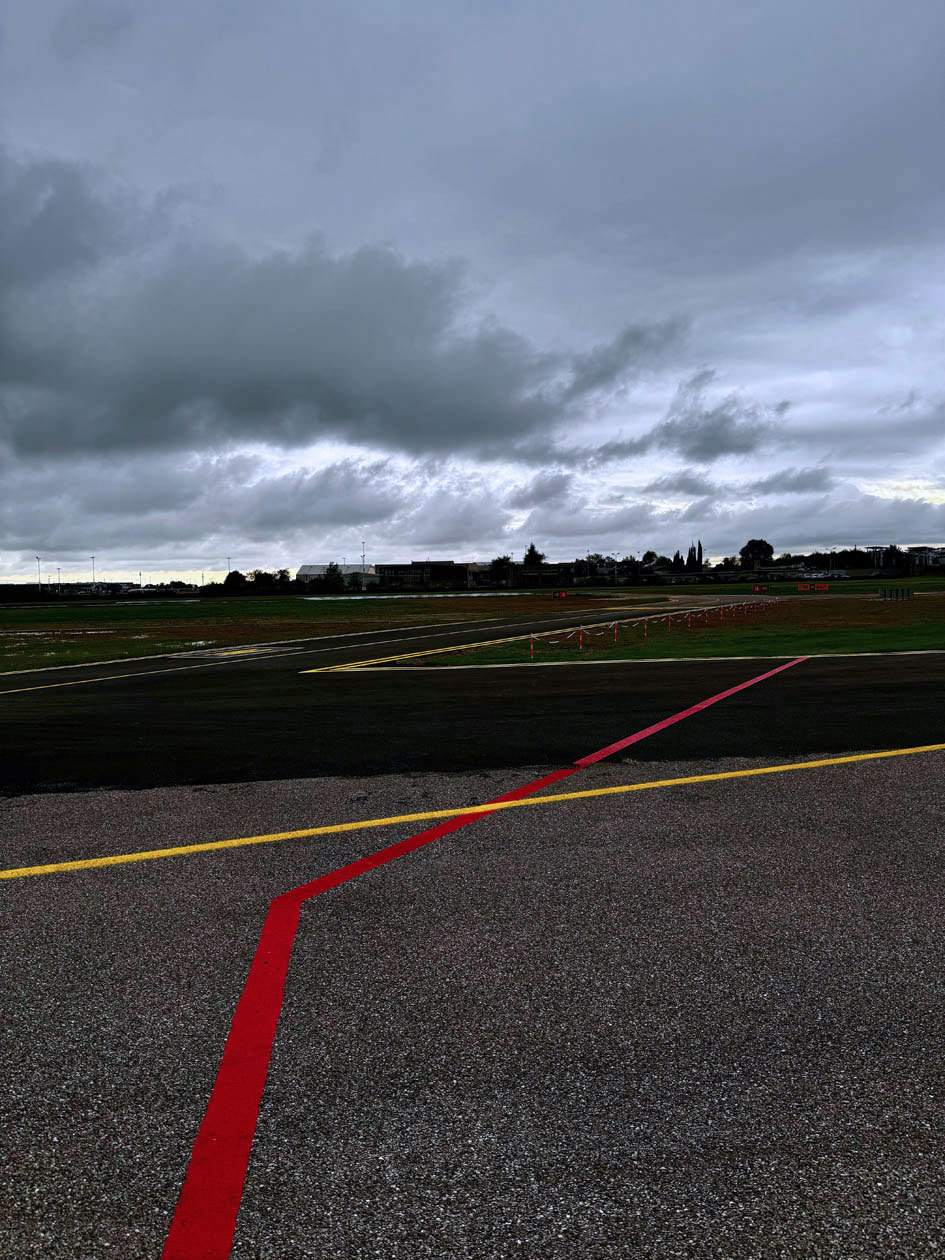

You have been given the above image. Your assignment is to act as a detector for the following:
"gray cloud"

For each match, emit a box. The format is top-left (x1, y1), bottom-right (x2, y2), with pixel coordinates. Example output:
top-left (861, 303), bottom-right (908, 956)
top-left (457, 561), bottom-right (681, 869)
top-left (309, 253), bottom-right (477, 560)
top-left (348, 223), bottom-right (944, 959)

top-left (562, 318), bottom-right (687, 401)
top-left (1, 0), bottom-right (944, 576)
top-left (681, 491), bottom-right (945, 556)
top-left (436, 1), bottom-right (945, 275)
top-left (583, 370), bottom-right (787, 467)
top-left (50, 1), bottom-right (134, 60)
top-left (652, 371), bottom-right (785, 462)
top-left (4, 446), bottom-right (944, 575)
top-left (746, 467), bottom-right (836, 495)
top-left (517, 498), bottom-right (663, 549)
top-left (0, 147), bottom-right (141, 289)
top-left (400, 482), bottom-right (512, 548)
top-left (645, 465), bottom-right (836, 501)
top-left (0, 453), bottom-right (406, 554)
top-left (789, 397), bottom-right (945, 466)
top-left (506, 471), bottom-right (574, 508)
top-left (0, 149), bottom-right (684, 465)
top-left (643, 469), bottom-right (719, 498)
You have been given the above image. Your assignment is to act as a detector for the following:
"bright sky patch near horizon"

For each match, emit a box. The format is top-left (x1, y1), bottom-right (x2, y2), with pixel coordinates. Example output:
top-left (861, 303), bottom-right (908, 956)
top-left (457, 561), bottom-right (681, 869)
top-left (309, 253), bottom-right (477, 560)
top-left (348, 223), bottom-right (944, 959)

top-left (2, 0), bottom-right (943, 581)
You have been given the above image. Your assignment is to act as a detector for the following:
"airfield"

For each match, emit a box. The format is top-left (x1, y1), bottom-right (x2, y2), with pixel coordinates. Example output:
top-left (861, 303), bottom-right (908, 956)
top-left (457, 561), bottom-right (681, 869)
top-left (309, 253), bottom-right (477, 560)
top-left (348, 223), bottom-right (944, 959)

top-left (2, 591), bottom-right (945, 1257)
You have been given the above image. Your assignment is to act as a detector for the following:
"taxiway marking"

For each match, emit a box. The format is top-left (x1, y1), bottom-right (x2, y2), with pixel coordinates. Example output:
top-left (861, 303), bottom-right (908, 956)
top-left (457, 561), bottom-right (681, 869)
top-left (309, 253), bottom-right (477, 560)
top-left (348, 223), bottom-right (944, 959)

top-left (4, 740), bottom-right (943, 882)
top-left (299, 603), bottom-right (746, 673)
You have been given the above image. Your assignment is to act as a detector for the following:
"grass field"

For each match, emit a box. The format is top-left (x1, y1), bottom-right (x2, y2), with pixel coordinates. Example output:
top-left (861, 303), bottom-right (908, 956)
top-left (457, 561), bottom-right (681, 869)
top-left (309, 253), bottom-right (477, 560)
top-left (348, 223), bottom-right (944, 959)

top-left (404, 595), bottom-right (945, 666)
top-left (0, 591), bottom-right (670, 672)
top-left (1, 584), bottom-right (941, 671)
top-left (619, 577), bottom-right (945, 598)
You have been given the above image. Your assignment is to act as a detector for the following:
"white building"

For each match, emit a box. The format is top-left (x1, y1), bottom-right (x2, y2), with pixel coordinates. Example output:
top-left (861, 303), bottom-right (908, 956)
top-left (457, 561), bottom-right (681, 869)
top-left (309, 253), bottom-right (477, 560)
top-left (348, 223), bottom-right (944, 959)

top-left (296, 564), bottom-right (379, 585)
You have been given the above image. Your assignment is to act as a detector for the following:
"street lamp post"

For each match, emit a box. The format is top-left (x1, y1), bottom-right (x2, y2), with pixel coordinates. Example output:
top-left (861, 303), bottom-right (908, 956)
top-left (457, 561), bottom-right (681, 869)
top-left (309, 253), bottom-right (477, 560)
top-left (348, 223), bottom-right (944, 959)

top-left (36, 556), bottom-right (42, 593)
top-left (91, 556), bottom-right (96, 590)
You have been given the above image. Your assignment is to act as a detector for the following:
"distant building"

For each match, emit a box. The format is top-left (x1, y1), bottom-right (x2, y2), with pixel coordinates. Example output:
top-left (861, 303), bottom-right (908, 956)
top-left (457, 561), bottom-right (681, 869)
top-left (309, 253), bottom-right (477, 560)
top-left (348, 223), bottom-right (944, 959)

top-left (296, 564), bottom-right (379, 585)
top-left (506, 560), bottom-right (575, 587)
top-left (374, 561), bottom-right (473, 589)
top-left (908, 546), bottom-right (945, 569)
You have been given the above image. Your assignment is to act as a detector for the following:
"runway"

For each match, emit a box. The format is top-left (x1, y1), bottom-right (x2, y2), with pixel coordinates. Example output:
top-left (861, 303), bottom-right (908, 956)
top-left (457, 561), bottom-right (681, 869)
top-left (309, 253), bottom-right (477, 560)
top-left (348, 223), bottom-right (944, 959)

top-left (1, 600), bottom-right (944, 795)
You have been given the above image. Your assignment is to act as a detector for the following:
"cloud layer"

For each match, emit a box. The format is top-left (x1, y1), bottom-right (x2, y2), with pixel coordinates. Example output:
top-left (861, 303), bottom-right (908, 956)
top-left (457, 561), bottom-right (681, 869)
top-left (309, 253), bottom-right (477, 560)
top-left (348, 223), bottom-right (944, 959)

top-left (1, 0), bottom-right (944, 576)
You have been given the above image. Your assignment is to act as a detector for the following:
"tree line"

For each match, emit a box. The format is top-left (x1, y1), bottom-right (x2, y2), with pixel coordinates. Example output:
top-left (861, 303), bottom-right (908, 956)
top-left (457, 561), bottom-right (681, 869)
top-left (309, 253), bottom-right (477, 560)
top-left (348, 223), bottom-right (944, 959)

top-left (488, 539), bottom-right (920, 579)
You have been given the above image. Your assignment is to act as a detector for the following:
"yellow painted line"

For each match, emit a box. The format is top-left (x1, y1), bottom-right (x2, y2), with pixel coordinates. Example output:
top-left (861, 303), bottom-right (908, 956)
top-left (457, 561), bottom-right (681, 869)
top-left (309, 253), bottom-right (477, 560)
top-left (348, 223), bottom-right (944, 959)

top-left (302, 613), bottom-right (668, 672)
top-left (0, 616), bottom-right (522, 681)
top-left (3, 741), bottom-right (942, 881)
top-left (303, 629), bottom-right (549, 671)
top-left (352, 648), bottom-right (945, 671)
top-left (0, 664), bottom-right (213, 697)
top-left (301, 602), bottom-right (772, 673)
top-left (0, 614), bottom-right (615, 691)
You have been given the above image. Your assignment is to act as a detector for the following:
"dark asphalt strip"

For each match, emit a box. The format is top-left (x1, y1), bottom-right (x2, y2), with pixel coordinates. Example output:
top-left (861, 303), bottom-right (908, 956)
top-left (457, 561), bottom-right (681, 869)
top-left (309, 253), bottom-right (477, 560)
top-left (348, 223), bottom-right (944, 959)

top-left (1, 654), bottom-right (944, 796)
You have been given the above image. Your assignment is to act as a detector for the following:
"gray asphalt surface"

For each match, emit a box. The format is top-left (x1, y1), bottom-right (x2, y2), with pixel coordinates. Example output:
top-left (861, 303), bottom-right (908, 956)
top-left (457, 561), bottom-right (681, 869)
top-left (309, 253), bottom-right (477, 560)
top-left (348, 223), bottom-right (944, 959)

top-left (3, 748), bottom-right (945, 1258)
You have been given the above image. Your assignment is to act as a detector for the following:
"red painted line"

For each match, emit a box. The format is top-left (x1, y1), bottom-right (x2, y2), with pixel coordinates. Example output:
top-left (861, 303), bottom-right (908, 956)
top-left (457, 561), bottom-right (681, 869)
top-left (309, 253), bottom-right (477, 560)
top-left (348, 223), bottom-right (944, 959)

top-left (574, 656), bottom-right (807, 766)
top-left (162, 656), bottom-right (806, 1259)
top-left (160, 768), bottom-right (579, 1260)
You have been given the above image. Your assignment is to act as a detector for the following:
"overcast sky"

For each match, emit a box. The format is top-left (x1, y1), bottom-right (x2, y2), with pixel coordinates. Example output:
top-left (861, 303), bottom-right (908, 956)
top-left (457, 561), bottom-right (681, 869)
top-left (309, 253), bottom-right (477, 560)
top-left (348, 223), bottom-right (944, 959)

top-left (2, 0), bottom-right (943, 581)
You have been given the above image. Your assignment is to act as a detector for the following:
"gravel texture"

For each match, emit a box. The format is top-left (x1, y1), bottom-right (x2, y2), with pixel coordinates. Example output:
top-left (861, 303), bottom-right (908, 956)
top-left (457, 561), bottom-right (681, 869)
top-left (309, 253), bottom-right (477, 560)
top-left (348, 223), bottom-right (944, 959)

top-left (2, 752), bottom-right (945, 1257)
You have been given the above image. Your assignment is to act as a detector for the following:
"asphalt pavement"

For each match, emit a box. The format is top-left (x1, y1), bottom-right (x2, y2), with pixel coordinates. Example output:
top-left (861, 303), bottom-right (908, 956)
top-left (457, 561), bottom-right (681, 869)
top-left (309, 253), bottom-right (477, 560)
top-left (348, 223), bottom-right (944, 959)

top-left (1, 600), bottom-right (944, 794)
top-left (2, 749), bottom-right (945, 1257)
top-left (2, 626), bottom-right (944, 1257)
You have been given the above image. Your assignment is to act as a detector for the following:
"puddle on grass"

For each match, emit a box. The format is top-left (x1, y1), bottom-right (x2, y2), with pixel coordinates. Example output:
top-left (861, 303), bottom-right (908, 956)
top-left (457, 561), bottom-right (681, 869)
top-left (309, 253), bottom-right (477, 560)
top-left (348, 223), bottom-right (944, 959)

top-left (0, 629), bottom-right (114, 637)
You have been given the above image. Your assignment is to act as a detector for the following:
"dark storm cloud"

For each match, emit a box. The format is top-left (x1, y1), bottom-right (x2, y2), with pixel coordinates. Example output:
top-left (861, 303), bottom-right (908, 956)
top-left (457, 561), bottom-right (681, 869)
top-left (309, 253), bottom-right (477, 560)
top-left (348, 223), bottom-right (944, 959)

top-left (562, 318), bottom-right (687, 401)
top-left (49, 1), bottom-right (134, 59)
top-left (2, 0), bottom-right (943, 573)
top-left (645, 465), bottom-right (836, 500)
top-left (581, 371), bottom-right (786, 467)
top-left (237, 462), bottom-right (404, 538)
top-left (506, 471), bottom-right (574, 509)
top-left (0, 453), bottom-right (407, 553)
top-left (0, 148), bottom-right (684, 463)
top-left (644, 469), bottom-right (719, 498)
top-left (745, 467), bottom-right (836, 495)
top-left (0, 146), bottom-right (140, 289)
top-left (651, 372), bottom-right (785, 462)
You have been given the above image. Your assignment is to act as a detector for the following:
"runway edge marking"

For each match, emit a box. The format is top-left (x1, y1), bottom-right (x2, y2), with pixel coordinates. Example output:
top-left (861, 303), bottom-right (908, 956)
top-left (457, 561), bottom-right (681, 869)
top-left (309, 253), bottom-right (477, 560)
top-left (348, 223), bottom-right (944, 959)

top-left (161, 655), bottom-right (806, 1259)
top-left (299, 603), bottom-right (735, 673)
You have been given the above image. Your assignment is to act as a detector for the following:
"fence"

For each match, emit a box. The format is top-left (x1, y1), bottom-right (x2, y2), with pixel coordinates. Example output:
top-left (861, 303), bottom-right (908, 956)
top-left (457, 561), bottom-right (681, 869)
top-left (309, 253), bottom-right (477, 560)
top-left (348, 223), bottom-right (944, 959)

top-left (527, 599), bottom-right (778, 660)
